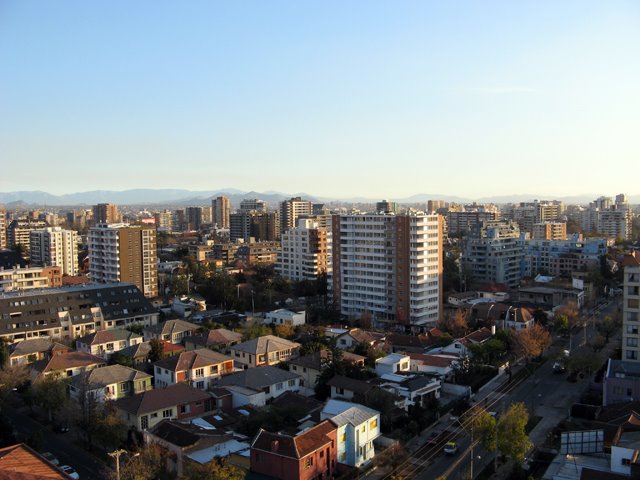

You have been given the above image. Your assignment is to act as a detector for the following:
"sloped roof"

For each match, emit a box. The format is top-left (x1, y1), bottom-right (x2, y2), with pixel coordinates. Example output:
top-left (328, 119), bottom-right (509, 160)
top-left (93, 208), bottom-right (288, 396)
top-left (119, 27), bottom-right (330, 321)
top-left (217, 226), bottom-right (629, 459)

top-left (216, 366), bottom-right (300, 391)
top-left (326, 375), bottom-right (374, 396)
top-left (407, 353), bottom-right (455, 368)
top-left (385, 333), bottom-right (426, 349)
top-left (322, 399), bottom-right (379, 427)
top-left (0, 443), bottom-right (67, 479)
top-left (31, 351), bottom-right (105, 374)
top-left (76, 328), bottom-right (142, 346)
top-left (231, 335), bottom-right (300, 355)
top-left (113, 383), bottom-right (211, 416)
top-left (251, 419), bottom-right (336, 459)
top-left (154, 349), bottom-right (232, 372)
top-left (288, 350), bottom-right (330, 370)
top-left (70, 364), bottom-right (151, 390)
top-left (340, 328), bottom-right (376, 344)
top-left (145, 319), bottom-right (200, 337)
top-left (9, 339), bottom-right (62, 358)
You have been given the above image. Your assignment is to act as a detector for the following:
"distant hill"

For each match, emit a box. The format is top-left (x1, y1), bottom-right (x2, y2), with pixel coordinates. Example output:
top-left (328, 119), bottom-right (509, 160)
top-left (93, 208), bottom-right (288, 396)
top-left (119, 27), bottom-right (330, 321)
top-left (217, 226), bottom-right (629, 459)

top-left (0, 189), bottom-right (638, 207)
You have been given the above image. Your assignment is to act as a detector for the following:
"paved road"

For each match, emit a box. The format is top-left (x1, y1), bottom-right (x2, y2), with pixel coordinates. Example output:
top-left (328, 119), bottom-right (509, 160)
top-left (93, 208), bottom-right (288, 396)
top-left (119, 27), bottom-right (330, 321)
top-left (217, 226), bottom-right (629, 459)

top-left (4, 403), bottom-right (110, 479)
top-left (376, 296), bottom-right (622, 480)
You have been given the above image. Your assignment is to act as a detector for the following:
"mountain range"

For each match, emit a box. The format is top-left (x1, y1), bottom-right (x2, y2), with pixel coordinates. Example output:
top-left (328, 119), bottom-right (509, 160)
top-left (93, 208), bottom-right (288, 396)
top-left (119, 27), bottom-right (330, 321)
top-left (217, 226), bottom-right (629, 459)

top-left (0, 189), bottom-right (637, 207)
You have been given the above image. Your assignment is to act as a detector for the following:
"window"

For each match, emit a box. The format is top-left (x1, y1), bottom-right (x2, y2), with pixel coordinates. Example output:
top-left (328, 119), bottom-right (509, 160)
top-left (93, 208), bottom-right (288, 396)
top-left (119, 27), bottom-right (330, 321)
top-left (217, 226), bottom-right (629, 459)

top-left (288, 379), bottom-right (296, 387)
top-left (622, 458), bottom-right (631, 465)
top-left (304, 457), bottom-right (313, 468)
top-left (196, 381), bottom-right (204, 390)
top-left (194, 368), bottom-right (204, 378)
top-left (162, 409), bottom-right (172, 418)
top-left (340, 432), bottom-right (346, 443)
top-left (370, 418), bottom-right (378, 429)
top-left (627, 338), bottom-right (639, 347)
top-left (151, 412), bottom-right (158, 418)
top-left (628, 325), bottom-right (639, 334)
top-left (180, 404), bottom-right (191, 414)
top-left (141, 415), bottom-right (148, 429)
top-left (320, 450), bottom-right (324, 458)
top-left (276, 382), bottom-right (284, 391)
top-left (210, 365), bottom-right (218, 374)
top-left (627, 350), bottom-right (638, 360)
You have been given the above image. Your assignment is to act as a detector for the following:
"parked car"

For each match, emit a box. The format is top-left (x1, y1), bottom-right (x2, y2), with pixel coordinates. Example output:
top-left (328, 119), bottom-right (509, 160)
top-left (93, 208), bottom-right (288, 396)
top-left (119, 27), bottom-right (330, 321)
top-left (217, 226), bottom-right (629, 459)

top-left (444, 442), bottom-right (458, 455)
top-left (41, 452), bottom-right (59, 465)
top-left (553, 362), bottom-right (566, 374)
top-left (53, 424), bottom-right (70, 434)
top-left (60, 465), bottom-right (80, 479)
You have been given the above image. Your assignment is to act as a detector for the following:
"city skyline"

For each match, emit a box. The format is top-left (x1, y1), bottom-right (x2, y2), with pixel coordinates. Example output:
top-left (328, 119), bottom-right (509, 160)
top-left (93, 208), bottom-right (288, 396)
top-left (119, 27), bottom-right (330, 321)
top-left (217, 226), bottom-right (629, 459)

top-left (1, 1), bottom-right (639, 198)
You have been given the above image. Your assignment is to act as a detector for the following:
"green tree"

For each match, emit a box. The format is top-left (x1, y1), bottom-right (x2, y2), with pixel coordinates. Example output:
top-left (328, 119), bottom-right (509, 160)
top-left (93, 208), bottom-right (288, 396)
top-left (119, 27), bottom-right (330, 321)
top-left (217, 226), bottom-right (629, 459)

top-left (182, 458), bottom-right (245, 480)
top-left (240, 322), bottom-right (272, 341)
top-left (30, 375), bottom-right (67, 422)
top-left (497, 402), bottom-right (532, 463)
top-left (94, 402), bottom-right (127, 449)
top-left (597, 315), bottom-right (618, 343)
top-left (148, 338), bottom-right (165, 363)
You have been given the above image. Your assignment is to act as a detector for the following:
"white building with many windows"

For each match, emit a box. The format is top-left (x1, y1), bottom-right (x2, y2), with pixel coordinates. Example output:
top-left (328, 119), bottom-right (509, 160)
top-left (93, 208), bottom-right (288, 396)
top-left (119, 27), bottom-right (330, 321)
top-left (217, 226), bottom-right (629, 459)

top-left (329, 213), bottom-right (442, 328)
top-left (29, 227), bottom-right (79, 276)
top-left (622, 252), bottom-right (640, 362)
top-left (276, 219), bottom-right (331, 281)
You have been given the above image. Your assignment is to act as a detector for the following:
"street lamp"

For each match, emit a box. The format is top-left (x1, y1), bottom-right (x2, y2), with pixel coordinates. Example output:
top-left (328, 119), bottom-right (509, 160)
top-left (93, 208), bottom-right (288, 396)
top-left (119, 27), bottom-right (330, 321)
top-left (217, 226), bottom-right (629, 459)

top-left (109, 449), bottom-right (139, 480)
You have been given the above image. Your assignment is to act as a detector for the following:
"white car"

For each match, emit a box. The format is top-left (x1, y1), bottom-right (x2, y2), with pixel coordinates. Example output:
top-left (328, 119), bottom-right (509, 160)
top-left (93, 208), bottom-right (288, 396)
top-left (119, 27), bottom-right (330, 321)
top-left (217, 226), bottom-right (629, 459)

top-left (41, 452), bottom-right (59, 465)
top-left (444, 441), bottom-right (458, 455)
top-left (60, 465), bottom-right (80, 479)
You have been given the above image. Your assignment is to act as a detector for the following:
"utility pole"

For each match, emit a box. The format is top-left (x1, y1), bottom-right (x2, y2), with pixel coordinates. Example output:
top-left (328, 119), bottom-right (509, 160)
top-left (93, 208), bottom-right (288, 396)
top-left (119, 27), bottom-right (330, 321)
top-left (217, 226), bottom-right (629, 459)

top-left (108, 449), bottom-right (126, 480)
top-left (470, 422), bottom-right (475, 480)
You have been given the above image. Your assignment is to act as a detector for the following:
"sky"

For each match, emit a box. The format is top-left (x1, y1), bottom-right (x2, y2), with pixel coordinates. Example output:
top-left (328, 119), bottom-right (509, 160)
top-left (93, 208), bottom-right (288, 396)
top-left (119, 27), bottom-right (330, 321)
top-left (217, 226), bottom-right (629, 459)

top-left (1, 1), bottom-right (639, 200)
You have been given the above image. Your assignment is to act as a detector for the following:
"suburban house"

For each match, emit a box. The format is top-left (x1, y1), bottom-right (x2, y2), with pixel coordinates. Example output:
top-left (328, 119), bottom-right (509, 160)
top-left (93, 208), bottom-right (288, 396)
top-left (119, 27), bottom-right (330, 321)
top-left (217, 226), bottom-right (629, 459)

top-left (153, 349), bottom-right (234, 389)
top-left (113, 383), bottom-right (215, 431)
top-left (0, 443), bottom-right (69, 479)
top-left (8, 338), bottom-right (69, 367)
top-left (375, 374), bottom-right (441, 410)
top-left (320, 399), bottom-right (381, 467)
top-left (384, 333), bottom-right (429, 354)
top-left (327, 376), bottom-right (375, 402)
top-left (69, 364), bottom-right (153, 402)
top-left (230, 335), bottom-right (300, 369)
top-left (118, 340), bottom-right (185, 366)
top-left (407, 353), bottom-right (457, 379)
top-left (144, 319), bottom-right (200, 344)
top-left (375, 353), bottom-right (410, 377)
top-left (183, 328), bottom-right (242, 354)
top-left (250, 419), bottom-right (338, 480)
top-left (76, 329), bottom-right (143, 359)
top-left (144, 419), bottom-right (250, 477)
top-left (436, 327), bottom-right (494, 357)
top-left (216, 366), bottom-right (303, 405)
top-left (263, 309), bottom-right (306, 326)
top-left (30, 351), bottom-right (106, 379)
top-left (335, 329), bottom-right (383, 350)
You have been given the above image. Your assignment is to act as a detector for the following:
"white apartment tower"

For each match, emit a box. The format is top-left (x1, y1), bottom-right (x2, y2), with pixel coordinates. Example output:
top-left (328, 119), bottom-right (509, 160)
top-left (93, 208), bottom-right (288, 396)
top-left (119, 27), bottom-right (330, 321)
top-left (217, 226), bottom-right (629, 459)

top-left (280, 197), bottom-right (313, 233)
top-left (330, 213), bottom-right (443, 328)
top-left (277, 219), bottom-right (331, 281)
top-left (89, 223), bottom-right (158, 298)
top-left (212, 196), bottom-right (231, 229)
top-left (622, 253), bottom-right (640, 362)
top-left (0, 208), bottom-right (6, 250)
top-left (29, 227), bottom-right (79, 276)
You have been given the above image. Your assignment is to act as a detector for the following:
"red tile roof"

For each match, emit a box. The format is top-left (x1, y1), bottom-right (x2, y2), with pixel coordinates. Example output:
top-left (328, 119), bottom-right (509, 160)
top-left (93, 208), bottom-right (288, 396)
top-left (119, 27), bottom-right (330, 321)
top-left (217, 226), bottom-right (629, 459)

top-left (113, 383), bottom-right (211, 416)
top-left (31, 351), bottom-right (105, 374)
top-left (0, 444), bottom-right (67, 479)
top-left (252, 419), bottom-right (336, 459)
top-left (407, 353), bottom-right (455, 368)
top-left (154, 349), bottom-right (232, 372)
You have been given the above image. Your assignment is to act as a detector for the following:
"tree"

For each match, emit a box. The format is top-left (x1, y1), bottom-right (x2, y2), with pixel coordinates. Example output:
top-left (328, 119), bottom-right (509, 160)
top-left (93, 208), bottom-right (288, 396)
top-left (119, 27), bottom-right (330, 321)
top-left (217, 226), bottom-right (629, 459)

top-left (29, 375), bottom-right (67, 422)
top-left (240, 322), bottom-right (272, 341)
top-left (497, 402), bottom-right (532, 463)
top-left (275, 323), bottom-right (295, 339)
top-left (439, 309), bottom-right (469, 338)
top-left (515, 324), bottom-right (551, 361)
top-left (182, 458), bottom-right (244, 480)
top-left (94, 402), bottom-right (127, 450)
top-left (0, 364), bottom-right (29, 406)
top-left (472, 408), bottom-right (497, 467)
top-left (553, 313), bottom-right (569, 335)
top-left (555, 301), bottom-right (581, 330)
top-left (597, 315), bottom-right (619, 343)
top-left (589, 334), bottom-right (607, 353)
top-left (148, 338), bottom-right (165, 363)
top-left (111, 444), bottom-right (166, 480)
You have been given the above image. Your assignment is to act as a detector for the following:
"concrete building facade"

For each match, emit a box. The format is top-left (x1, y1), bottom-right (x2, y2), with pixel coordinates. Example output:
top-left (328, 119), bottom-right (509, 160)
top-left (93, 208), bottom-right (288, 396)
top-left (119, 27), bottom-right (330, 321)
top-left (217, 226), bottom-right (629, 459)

top-left (29, 227), bottom-right (79, 276)
top-left (277, 219), bottom-right (330, 281)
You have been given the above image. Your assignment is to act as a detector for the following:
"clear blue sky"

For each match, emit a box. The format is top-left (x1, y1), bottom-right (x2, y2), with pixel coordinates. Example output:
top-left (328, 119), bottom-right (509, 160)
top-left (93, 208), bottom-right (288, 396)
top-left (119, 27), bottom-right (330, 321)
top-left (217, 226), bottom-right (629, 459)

top-left (1, 1), bottom-right (639, 199)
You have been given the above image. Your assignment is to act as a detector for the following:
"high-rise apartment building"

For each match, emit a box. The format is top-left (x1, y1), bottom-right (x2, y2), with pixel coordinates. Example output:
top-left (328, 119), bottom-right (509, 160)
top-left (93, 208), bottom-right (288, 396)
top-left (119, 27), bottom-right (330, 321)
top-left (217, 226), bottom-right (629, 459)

top-left (376, 200), bottom-right (397, 214)
top-left (532, 222), bottom-right (567, 241)
top-left (329, 213), bottom-right (443, 328)
top-left (230, 212), bottom-right (280, 242)
top-left (212, 196), bottom-right (231, 229)
top-left (446, 207), bottom-right (501, 236)
top-left (89, 223), bottom-right (158, 298)
top-left (29, 227), bottom-right (79, 276)
top-left (92, 203), bottom-right (120, 224)
top-left (0, 208), bottom-right (6, 250)
top-left (580, 194), bottom-right (632, 240)
top-left (280, 197), bottom-right (313, 233)
top-left (7, 219), bottom-right (48, 256)
top-left (154, 210), bottom-right (173, 230)
top-left (185, 206), bottom-right (204, 231)
top-left (462, 220), bottom-right (524, 288)
top-left (240, 199), bottom-right (267, 213)
top-left (277, 219), bottom-right (331, 281)
top-left (622, 253), bottom-right (640, 362)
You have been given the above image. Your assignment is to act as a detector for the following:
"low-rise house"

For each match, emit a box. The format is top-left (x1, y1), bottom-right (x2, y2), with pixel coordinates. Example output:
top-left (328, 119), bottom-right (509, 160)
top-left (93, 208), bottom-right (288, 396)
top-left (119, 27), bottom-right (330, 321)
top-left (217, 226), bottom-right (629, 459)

top-left (69, 364), bottom-right (153, 402)
top-left (447, 291), bottom-right (478, 306)
top-left (144, 419), bottom-right (250, 477)
top-left (183, 328), bottom-right (242, 354)
top-left (144, 319), bottom-right (200, 344)
top-left (320, 399), bottom-right (380, 467)
top-left (30, 351), bottom-right (106, 379)
top-left (327, 376), bottom-right (375, 402)
top-left (170, 295), bottom-right (206, 318)
top-left (216, 366), bottom-right (302, 405)
top-left (113, 383), bottom-right (215, 431)
top-left (76, 329), bottom-right (143, 359)
top-left (375, 353), bottom-right (410, 377)
top-left (264, 309), bottom-right (306, 326)
top-left (288, 350), bottom-right (365, 397)
top-left (384, 333), bottom-right (428, 354)
top-left (230, 335), bottom-right (300, 369)
top-left (335, 329), bottom-right (382, 350)
top-left (407, 353), bottom-right (457, 379)
top-left (116, 340), bottom-right (184, 367)
top-left (603, 359), bottom-right (640, 406)
top-left (0, 443), bottom-right (69, 479)
top-left (250, 419), bottom-right (338, 480)
top-left (375, 374), bottom-right (441, 410)
top-left (436, 327), bottom-right (493, 357)
top-left (154, 349), bottom-right (234, 389)
top-left (7, 338), bottom-right (69, 367)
